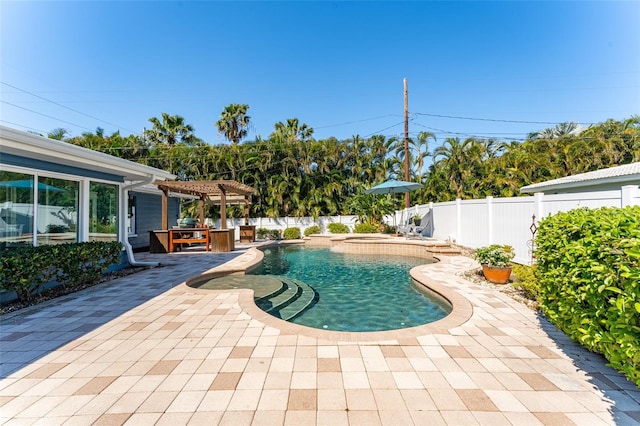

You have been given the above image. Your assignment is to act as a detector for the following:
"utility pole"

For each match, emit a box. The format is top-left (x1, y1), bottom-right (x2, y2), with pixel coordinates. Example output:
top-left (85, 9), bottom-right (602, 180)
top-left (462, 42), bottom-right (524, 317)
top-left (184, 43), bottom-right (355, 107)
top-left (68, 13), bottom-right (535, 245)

top-left (404, 78), bottom-right (410, 208)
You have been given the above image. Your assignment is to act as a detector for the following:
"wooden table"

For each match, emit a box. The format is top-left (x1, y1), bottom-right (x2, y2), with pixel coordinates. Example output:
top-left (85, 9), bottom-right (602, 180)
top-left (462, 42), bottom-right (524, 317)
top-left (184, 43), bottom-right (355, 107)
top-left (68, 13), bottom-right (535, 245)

top-left (168, 228), bottom-right (210, 253)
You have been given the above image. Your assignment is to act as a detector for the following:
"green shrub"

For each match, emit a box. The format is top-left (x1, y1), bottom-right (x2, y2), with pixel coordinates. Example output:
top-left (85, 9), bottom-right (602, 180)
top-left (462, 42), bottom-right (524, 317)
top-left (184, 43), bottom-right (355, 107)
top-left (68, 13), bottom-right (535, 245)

top-left (304, 225), bottom-right (321, 236)
top-left (327, 223), bottom-right (349, 234)
top-left (54, 241), bottom-right (122, 288)
top-left (511, 264), bottom-right (540, 300)
top-left (536, 206), bottom-right (640, 386)
top-left (268, 229), bottom-right (281, 240)
top-left (0, 245), bottom-right (56, 302)
top-left (256, 228), bottom-right (269, 240)
top-left (381, 224), bottom-right (396, 234)
top-left (283, 227), bottom-right (301, 240)
top-left (0, 241), bottom-right (123, 303)
top-left (353, 223), bottom-right (378, 233)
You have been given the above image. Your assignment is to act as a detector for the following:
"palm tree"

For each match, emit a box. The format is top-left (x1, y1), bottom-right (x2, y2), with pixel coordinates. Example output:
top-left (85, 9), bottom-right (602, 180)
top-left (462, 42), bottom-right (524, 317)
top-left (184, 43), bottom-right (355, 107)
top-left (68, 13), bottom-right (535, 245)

top-left (216, 104), bottom-right (251, 144)
top-left (47, 128), bottom-right (69, 140)
top-left (271, 118), bottom-right (314, 142)
top-left (432, 137), bottom-right (482, 199)
top-left (390, 132), bottom-right (434, 184)
top-left (528, 121), bottom-right (583, 140)
top-left (144, 113), bottom-right (196, 146)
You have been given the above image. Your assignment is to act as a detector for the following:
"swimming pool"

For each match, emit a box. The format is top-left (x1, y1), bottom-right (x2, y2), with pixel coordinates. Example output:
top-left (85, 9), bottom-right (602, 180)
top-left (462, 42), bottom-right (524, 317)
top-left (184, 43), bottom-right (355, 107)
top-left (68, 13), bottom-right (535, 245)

top-left (249, 245), bottom-right (451, 332)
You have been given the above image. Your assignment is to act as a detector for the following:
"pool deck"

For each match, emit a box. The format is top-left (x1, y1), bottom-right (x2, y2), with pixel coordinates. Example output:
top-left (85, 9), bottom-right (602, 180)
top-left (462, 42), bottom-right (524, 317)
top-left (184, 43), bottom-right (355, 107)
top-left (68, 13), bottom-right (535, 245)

top-left (1, 241), bottom-right (639, 425)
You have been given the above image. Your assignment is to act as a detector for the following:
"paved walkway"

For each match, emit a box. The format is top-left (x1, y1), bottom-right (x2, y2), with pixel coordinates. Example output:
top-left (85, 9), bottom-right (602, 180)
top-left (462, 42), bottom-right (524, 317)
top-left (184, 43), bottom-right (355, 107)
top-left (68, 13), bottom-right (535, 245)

top-left (1, 244), bottom-right (638, 425)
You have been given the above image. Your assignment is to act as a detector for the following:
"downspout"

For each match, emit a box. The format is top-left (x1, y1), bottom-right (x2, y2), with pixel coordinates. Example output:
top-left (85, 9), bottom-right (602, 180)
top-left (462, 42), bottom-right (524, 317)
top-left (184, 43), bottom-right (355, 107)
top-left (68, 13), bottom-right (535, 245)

top-left (121, 175), bottom-right (159, 267)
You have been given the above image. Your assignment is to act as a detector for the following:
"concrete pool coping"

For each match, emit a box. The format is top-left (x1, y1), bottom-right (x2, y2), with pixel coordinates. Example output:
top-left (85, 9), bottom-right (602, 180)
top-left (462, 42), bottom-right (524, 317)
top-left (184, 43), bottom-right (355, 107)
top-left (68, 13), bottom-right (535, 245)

top-left (182, 243), bottom-right (474, 342)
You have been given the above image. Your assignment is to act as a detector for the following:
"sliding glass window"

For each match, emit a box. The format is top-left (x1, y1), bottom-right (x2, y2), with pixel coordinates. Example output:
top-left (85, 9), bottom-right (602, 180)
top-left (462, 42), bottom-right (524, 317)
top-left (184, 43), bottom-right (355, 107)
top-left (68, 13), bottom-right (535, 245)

top-left (0, 171), bottom-right (34, 246)
top-left (37, 177), bottom-right (79, 245)
top-left (89, 182), bottom-right (118, 241)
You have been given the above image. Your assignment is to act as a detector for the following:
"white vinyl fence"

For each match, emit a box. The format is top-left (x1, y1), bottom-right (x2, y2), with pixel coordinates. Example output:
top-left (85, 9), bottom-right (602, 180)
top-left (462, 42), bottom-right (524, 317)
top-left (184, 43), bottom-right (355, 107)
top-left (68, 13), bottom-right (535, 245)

top-left (395, 185), bottom-right (640, 265)
top-left (213, 185), bottom-right (639, 266)
top-left (214, 215), bottom-right (360, 240)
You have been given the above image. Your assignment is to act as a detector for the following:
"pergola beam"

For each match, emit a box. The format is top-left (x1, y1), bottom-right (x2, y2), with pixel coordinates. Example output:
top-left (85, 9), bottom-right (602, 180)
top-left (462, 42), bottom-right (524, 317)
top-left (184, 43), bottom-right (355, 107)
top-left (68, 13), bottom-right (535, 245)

top-left (153, 180), bottom-right (254, 230)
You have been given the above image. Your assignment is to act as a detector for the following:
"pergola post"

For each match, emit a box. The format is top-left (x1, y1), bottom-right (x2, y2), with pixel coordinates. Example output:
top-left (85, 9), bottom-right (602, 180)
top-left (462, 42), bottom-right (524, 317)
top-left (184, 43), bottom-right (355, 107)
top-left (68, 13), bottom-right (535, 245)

top-left (199, 196), bottom-right (205, 226)
top-left (219, 185), bottom-right (227, 229)
top-left (161, 188), bottom-right (169, 230)
top-left (244, 195), bottom-right (250, 225)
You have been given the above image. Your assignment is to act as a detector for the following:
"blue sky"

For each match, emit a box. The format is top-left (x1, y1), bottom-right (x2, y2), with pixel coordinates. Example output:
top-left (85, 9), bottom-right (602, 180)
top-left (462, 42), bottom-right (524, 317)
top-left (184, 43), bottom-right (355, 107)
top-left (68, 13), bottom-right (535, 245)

top-left (1, 1), bottom-right (638, 148)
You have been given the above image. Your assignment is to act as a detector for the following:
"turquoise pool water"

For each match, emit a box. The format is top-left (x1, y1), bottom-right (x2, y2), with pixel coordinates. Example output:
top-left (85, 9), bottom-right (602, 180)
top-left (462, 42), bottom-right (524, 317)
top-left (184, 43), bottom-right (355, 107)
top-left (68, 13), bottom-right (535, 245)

top-left (250, 245), bottom-right (450, 332)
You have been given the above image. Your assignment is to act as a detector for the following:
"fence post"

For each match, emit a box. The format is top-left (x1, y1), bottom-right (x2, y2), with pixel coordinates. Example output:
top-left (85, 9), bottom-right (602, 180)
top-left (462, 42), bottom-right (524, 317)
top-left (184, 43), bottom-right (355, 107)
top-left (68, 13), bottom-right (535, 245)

top-left (455, 198), bottom-right (461, 244)
top-left (534, 192), bottom-right (544, 221)
top-left (621, 185), bottom-right (639, 207)
top-left (486, 196), bottom-right (493, 245)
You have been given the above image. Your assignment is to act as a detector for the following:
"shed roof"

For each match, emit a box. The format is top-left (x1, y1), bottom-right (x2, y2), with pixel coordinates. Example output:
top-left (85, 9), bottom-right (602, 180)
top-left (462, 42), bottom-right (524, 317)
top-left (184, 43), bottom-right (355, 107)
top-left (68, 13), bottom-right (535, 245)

top-left (520, 162), bottom-right (640, 193)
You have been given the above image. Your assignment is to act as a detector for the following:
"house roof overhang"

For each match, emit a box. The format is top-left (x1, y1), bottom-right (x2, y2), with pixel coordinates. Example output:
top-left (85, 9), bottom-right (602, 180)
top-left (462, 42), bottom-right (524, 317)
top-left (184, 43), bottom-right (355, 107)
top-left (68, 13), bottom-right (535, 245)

top-left (0, 125), bottom-right (175, 183)
top-left (520, 162), bottom-right (640, 193)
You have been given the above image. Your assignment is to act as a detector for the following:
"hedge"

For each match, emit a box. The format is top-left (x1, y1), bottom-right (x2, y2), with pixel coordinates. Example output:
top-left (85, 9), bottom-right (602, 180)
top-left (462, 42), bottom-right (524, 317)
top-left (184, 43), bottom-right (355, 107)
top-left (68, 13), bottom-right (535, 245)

top-left (353, 223), bottom-right (378, 233)
top-left (283, 227), bottom-right (301, 240)
top-left (304, 225), bottom-right (321, 236)
top-left (327, 223), bottom-right (349, 234)
top-left (0, 241), bottom-right (123, 303)
top-left (536, 206), bottom-right (640, 385)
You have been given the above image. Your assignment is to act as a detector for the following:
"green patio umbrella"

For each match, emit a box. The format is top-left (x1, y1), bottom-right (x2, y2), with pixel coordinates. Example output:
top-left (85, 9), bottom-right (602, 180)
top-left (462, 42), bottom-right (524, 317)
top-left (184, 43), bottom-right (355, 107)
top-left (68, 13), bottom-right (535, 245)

top-left (365, 179), bottom-right (423, 231)
top-left (364, 179), bottom-right (422, 195)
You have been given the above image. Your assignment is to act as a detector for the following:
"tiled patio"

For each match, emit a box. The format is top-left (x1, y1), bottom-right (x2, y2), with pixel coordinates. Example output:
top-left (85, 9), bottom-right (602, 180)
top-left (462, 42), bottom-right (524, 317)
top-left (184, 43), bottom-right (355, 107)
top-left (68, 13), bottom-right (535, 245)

top-left (1, 242), bottom-right (638, 425)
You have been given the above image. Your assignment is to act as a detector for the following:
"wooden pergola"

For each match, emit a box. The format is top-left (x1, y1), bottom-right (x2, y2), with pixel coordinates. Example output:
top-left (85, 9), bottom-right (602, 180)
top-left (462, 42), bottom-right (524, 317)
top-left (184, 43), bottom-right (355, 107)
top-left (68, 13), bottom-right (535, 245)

top-left (153, 180), bottom-right (254, 230)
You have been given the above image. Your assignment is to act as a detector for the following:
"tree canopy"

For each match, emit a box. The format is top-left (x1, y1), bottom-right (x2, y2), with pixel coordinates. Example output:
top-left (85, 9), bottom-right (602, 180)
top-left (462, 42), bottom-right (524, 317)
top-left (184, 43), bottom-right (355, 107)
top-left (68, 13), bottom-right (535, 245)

top-left (62, 114), bottom-right (640, 222)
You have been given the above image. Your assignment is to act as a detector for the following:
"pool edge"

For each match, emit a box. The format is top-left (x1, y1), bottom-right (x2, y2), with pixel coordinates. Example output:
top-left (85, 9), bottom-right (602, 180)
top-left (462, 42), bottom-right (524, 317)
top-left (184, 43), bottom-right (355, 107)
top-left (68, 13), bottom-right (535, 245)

top-left (177, 241), bottom-right (476, 342)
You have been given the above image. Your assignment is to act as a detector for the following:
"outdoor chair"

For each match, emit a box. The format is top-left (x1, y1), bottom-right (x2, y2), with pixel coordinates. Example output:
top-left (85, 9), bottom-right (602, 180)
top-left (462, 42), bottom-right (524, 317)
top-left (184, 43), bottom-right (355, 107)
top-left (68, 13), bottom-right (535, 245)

top-left (397, 216), bottom-right (413, 235)
top-left (406, 211), bottom-right (433, 239)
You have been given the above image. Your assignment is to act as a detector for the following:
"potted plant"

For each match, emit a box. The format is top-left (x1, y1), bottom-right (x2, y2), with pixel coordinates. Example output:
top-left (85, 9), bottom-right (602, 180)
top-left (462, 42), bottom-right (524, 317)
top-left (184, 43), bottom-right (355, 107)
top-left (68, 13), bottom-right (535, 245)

top-left (474, 244), bottom-right (514, 284)
top-left (412, 214), bottom-right (422, 226)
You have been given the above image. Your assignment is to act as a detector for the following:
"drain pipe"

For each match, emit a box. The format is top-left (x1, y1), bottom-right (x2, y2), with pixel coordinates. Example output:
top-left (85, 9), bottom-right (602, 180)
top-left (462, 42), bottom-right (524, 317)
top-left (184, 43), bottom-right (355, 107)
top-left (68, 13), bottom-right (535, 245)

top-left (121, 175), bottom-right (160, 267)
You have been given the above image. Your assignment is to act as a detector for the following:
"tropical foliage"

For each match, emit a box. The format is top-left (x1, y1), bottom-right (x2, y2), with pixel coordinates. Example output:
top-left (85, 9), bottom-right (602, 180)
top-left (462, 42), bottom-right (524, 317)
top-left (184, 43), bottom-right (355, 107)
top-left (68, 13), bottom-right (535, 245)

top-left (536, 206), bottom-right (640, 386)
top-left (61, 113), bottom-right (639, 220)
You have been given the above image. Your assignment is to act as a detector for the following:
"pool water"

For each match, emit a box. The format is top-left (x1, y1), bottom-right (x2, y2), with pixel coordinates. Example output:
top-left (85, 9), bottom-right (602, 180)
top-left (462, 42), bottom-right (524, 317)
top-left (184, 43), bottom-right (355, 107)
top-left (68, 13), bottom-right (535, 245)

top-left (250, 245), bottom-right (450, 332)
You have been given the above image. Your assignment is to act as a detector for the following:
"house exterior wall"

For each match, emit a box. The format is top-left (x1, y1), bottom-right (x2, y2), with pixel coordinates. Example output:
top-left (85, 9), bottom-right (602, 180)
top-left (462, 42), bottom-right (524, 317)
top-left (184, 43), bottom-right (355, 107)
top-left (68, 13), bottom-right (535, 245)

top-left (128, 191), bottom-right (180, 250)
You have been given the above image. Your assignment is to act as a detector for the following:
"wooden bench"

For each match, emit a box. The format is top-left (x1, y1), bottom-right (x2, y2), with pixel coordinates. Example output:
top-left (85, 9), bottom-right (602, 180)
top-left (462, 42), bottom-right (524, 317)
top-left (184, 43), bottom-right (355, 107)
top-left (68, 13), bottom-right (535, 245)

top-left (168, 228), bottom-right (210, 252)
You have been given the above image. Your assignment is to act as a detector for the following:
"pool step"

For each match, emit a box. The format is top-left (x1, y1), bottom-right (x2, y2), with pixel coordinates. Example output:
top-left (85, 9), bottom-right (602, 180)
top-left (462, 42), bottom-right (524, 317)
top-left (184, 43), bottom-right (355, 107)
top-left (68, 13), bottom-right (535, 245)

top-left (425, 246), bottom-right (462, 255)
top-left (277, 279), bottom-right (319, 321)
top-left (254, 277), bottom-right (318, 321)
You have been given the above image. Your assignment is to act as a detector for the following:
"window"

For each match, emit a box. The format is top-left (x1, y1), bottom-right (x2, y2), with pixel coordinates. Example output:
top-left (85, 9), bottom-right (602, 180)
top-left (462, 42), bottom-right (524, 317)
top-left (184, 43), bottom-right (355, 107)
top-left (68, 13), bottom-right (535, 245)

top-left (90, 182), bottom-right (118, 241)
top-left (127, 194), bottom-right (136, 235)
top-left (0, 171), bottom-right (34, 245)
top-left (37, 177), bottom-right (79, 245)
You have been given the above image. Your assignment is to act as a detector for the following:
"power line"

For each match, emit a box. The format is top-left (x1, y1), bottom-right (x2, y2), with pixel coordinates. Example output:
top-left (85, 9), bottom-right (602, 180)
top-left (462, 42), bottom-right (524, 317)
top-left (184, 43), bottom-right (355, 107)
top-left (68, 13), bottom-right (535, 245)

top-left (0, 81), bottom-right (138, 134)
top-left (1, 101), bottom-right (96, 133)
top-left (412, 122), bottom-right (528, 141)
top-left (314, 114), bottom-right (396, 129)
top-left (0, 119), bottom-right (47, 135)
top-left (364, 120), bottom-right (406, 138)
top-left (413, 112), bottom-right (594, 126)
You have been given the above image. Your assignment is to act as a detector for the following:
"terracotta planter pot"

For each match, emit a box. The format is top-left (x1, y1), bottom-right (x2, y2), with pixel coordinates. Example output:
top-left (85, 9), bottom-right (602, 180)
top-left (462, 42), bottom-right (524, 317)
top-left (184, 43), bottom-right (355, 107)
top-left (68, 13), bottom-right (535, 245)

top-left (481, 264), bottom-right (512, 284)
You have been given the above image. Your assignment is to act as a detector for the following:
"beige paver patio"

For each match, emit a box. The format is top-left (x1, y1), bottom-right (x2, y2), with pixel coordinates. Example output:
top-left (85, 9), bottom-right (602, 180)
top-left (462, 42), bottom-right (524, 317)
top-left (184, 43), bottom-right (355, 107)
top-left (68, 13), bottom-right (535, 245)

top-left (1, 241), bottom-right (638, 425)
